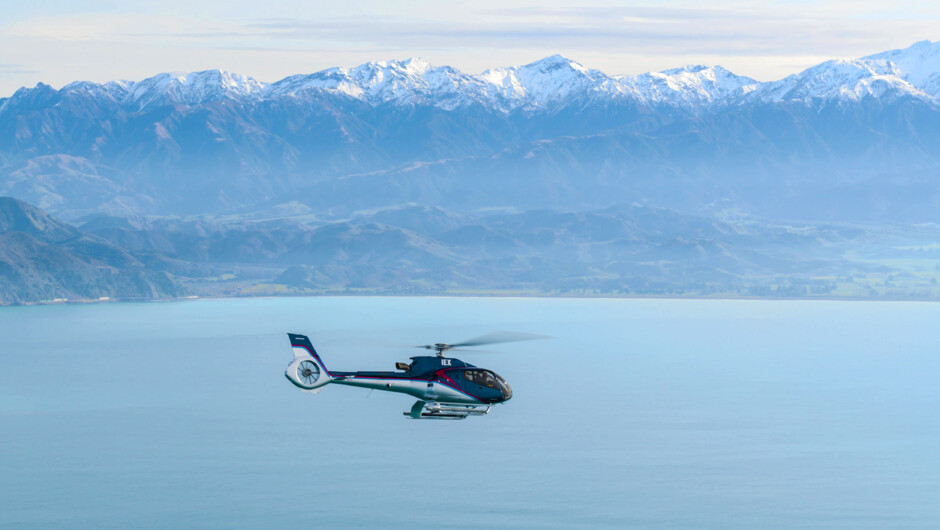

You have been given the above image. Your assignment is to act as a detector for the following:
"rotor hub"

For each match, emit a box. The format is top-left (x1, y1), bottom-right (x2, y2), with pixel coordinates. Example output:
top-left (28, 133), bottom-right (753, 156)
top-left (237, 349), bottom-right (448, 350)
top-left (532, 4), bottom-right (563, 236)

top-left (433, 343), bottom-right (451, 357)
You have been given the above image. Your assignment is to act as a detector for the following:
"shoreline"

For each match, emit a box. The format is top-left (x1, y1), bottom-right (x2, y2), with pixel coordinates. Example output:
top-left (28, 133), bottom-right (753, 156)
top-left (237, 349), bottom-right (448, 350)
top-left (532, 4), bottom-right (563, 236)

top-left (5, 290), bottom-right (940, 307)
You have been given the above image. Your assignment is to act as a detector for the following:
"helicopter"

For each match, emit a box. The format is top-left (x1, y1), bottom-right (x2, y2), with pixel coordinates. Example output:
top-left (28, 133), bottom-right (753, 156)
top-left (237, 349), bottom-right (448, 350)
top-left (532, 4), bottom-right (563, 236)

top-left (284, 331), bottom-right (544, 420)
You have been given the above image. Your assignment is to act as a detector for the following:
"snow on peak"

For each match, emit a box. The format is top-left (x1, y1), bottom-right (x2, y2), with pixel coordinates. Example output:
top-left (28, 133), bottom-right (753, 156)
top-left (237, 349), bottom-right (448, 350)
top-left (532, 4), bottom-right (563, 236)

top-left (662, 65), bottom-right (711, 75)
top-left (8, 42), bottom-right (940, 115)
top-left (479, 55), bottom-right (626, 110)
top-left (864, 40), bottom-right (940, 97)
top-left (56, 70), bottom-right (268, 110)
top-left (274, 53), bottom-right (625, 110)
top-left (617, 64), bottom-right (758, 108)
top-left (347, 58), bottom-right (434, 88)
top-left (756, 57), bottom-right (927, 102)
top-left (267, 57), bottom-right (486, 109)
top-left (521, 54), bottom-right (588, 74)
top-left (60, 80), bottom-right (130, 101)
top-left (124, 70), bottom-right (267, 109)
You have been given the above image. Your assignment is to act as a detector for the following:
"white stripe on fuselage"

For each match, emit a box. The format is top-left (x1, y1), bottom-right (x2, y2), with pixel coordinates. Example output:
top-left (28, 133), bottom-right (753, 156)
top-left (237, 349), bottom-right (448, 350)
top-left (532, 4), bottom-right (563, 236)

top-left (334, 376), bottom-right (482, 404)
top-left (289, 345), bottom-right (481, 404)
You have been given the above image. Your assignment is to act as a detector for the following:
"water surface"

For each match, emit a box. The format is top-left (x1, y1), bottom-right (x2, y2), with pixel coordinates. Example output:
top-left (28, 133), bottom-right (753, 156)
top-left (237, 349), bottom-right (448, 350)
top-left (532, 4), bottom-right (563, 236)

top-left (2, 297), bottom-right (939, 528)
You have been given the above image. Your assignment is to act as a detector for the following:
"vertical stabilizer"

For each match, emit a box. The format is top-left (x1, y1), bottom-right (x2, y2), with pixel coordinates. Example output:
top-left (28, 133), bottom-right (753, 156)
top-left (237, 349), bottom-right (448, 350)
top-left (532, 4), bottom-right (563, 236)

top-left (285, 333), bottom-right (332, 391)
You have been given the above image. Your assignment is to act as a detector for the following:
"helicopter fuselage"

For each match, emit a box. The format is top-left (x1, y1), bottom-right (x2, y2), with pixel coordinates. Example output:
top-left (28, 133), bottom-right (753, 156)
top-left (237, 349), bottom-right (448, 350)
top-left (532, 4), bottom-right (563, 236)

top-left (286, 333), bottom-right (518, 419)
top-left (323, 355), bottom-right (512, 405)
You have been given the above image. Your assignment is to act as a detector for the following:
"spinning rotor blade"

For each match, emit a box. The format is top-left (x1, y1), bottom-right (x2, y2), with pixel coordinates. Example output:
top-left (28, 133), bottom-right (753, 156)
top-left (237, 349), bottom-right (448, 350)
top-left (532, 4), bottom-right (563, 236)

top-left (441, 347), bottom-right (500, 354)
top-left (449, 331), bottom-right (549, 348)
top-left (415, 331), bottom-right (549, 354)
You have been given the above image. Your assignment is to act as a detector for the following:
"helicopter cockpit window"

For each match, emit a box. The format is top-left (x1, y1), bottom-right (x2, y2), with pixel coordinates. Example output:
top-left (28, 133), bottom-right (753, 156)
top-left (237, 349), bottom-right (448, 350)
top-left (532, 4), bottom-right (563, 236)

top-left (495, 373), bottom-right (512, 400)
top-left (464, 369), bottom-right (500, 390)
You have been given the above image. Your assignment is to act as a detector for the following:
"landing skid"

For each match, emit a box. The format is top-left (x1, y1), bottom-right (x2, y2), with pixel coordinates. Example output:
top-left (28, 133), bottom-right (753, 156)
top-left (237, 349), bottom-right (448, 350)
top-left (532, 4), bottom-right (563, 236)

top-left (405, 400), bottom-right (491, 420)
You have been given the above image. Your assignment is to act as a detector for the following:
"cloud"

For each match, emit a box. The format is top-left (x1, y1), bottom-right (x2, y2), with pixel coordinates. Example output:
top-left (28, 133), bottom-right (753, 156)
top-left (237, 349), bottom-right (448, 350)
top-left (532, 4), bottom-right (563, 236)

top-left (202, 6), bottom-right (940, 63)
top-left (7, 6), bottom-right (932, 58)
top-left (5, 4), bottom-right (937, 60)
top-left (0, 1), bottom-right (938, 94)
top-left (0, 63), bottom-right (38, 76)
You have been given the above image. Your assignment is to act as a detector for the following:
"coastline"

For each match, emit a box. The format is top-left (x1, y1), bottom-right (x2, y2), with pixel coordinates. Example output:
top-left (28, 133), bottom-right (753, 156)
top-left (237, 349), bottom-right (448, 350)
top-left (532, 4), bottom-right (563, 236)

top-left (6, 290), bottom-right (940, 307)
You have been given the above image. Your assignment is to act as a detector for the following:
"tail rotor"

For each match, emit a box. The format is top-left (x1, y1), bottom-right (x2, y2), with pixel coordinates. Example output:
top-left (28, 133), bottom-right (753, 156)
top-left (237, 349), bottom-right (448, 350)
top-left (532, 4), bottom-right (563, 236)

top-left (285, 333), bottom-right (332, 392)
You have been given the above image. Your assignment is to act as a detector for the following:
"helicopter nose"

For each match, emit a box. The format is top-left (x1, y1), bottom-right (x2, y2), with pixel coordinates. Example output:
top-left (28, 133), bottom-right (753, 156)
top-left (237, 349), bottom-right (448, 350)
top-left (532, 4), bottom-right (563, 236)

top-left (497, 379), bottom-right (512, 402)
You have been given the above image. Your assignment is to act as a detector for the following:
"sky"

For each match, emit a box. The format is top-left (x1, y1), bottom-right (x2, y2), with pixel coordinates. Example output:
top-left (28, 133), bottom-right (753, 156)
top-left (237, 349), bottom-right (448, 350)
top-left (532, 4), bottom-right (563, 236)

top-left (1, 0), bottom-right (938, 96)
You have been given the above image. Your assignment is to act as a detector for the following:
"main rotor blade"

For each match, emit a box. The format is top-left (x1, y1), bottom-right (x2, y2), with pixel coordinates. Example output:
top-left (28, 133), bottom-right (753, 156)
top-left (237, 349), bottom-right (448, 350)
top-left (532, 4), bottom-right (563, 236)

top-left (443, 347), bottom-right (500, 354)
top-left (449, 331), bottom-right (550, 348)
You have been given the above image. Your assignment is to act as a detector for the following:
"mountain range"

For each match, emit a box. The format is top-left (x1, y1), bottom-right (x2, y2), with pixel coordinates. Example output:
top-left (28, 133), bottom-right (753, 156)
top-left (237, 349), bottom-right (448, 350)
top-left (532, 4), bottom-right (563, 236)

top-left (2, 41), bottom-right (940, 302)
top-left (28, 198), bottom-right (900, 298)
top-left (7, 40), bottom-right (939, 112)
top-left (2, 40), bottom-right (940, 222)
top-left (0, 197), bottom-right (183, 303)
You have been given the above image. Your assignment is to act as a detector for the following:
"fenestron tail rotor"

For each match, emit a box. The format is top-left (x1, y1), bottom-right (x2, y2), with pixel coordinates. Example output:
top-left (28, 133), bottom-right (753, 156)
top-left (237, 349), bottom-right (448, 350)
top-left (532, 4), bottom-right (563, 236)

top-left (416, 331), bottom-right (549, 357)
top-left (297, 360), bottom-right (320, 385)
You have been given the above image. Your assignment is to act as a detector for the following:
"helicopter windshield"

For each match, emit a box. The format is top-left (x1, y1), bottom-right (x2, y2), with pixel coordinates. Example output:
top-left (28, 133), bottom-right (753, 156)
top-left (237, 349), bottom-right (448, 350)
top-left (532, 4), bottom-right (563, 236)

top-left (463, 369), bottom-right (500, 390)
top-left (464, 369), bottom-right (512, 399)
top-left (495, 373), bottom-right (512, 400)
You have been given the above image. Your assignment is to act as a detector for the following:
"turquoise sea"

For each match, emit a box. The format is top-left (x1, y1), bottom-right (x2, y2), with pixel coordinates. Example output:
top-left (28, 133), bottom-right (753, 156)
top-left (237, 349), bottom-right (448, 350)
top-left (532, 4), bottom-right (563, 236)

top-left (2, 297), bottom-right (939, 528)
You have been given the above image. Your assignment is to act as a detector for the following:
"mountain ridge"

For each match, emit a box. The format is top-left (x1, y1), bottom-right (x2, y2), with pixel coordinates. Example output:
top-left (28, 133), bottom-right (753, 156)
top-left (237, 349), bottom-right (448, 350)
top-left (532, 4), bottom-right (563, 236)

top-left (1, 40), bottom-right (939, 222)
top-left (4, 40), bottom-right (937, 112)
top-left (0, 197), bottom-right (185, 303)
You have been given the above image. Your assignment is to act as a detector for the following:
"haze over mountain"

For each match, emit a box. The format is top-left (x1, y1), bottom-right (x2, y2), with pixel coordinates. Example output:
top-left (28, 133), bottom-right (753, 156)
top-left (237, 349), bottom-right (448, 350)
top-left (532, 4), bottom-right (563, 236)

top-left (2, 40), bottom-right (939, 223)
top-left (2, 41), bottom-right (940, 303)
top-left (0, 197), bottom-right (183, 303)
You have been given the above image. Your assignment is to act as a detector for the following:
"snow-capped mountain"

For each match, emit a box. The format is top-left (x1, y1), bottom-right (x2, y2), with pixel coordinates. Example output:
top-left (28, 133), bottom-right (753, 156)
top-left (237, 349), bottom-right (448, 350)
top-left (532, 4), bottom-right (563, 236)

top-left (261, 54), bottom-right (757, 111)
top-left (748, 40), bottom-right (940, 103)
top-left (617, 65), bottom-right (758, 108)
top-left (2, 40), bottom-right (940, 222)
top-left (267, 58), bottom-right (488, 110)
top-left (864, 40), bottom-right (940, 97)
top-left (756, 58), bottom-right (927, 102)
top-left (57, 69), bottom-right (267, 111)
top-left (265, 55), bottom-right (634, 111)
top-left (479, 54), bottom-right (636, 110)
top-left (124, 70), bottom-right (266, 110)
top-left (7, 40), bottom-right (936, 116)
